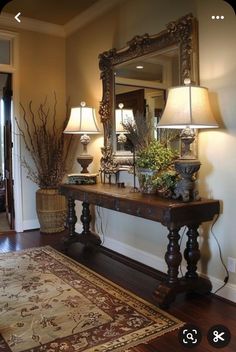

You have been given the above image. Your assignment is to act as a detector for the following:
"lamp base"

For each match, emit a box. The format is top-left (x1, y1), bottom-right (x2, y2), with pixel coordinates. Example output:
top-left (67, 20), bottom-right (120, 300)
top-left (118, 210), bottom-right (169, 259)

top-left (77, 154), bottom-right (93, 174)
top-left (173, 159), bottom-right (201, 202)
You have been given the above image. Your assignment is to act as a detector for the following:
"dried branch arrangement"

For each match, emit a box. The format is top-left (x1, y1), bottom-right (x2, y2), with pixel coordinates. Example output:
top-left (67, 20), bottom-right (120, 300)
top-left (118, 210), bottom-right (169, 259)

top-left (158, 128), bottom-right (180, 148)
top-left (123, 111), bottom-right (180, 150)
top-left (15, 93), bottom-right (74, 189)
top-left (122, 111), bottom-right (152, 151)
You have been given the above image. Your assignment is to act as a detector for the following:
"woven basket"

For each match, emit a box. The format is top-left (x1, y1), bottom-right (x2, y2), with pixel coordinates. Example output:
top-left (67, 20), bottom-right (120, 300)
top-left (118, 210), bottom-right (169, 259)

top-left (36, 188), bottom-right (67, 233)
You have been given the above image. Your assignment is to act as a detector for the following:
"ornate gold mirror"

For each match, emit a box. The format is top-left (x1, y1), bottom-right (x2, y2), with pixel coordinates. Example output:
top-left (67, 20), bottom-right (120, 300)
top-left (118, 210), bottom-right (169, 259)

top-left (99, 13), bottom-right (199, 177)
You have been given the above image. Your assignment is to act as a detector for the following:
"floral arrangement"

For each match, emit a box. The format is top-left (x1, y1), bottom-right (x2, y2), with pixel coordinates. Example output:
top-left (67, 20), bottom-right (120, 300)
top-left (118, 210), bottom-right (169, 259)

top-left (122, 112), bottom-right (180, 196)
top-left (15, 93), bottom-right (74, 189)
top-left (135, 139), bottom-right (178, 195)
top-left (136, 140), bottom-right (177, 171)
top-left (154, 169), bottom-right (179, 197)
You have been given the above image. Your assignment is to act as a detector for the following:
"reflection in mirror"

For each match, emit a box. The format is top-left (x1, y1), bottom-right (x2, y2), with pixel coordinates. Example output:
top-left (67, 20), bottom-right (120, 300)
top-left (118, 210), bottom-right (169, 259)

top-left (99, 13), bottom-right (199, 177)
top-left (115, 47), bottom-right (180, 87)
top-left (115, 102), bottom-right (134, 152)
top-left (114, 47), bottom-right (180, 154)
top-left (115, 85), bottom-right (165, 151)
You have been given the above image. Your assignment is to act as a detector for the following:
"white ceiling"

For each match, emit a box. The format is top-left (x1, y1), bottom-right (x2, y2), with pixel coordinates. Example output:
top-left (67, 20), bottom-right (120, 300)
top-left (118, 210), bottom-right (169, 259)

top-left (3, 0), bottom-right (100, 25)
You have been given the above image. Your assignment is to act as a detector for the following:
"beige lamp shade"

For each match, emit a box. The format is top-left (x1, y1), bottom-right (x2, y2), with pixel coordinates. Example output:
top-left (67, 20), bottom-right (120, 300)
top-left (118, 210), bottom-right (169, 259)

top-left (158, 85), bottom-right (218, 129)
top-left (64, 102), bottom-right (100, 134)
top-left (63, 102), bottom-right (100, 173)
top-left (115, 104), bottom-right (134, 132)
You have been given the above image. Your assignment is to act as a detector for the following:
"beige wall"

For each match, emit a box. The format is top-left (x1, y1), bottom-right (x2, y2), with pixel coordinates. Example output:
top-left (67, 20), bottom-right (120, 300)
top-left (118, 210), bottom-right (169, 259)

top-left (21, 31), bottom-right (66, 227)
top-left (197, 0), bottom-right (236, 286)
top-left (18, 31), bottom-right (66, 105)
top-left (66, 0), bottom-right (236, 301)
top-left (18, 30), bottom-right (66, 227)
top-left (0, 25), bottom-right (66, 227)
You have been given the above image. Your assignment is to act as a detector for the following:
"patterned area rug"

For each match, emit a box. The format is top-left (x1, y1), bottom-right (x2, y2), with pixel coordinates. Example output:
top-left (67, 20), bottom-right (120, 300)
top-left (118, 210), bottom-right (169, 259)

top-left (0, 246), bottom-right (183, 352)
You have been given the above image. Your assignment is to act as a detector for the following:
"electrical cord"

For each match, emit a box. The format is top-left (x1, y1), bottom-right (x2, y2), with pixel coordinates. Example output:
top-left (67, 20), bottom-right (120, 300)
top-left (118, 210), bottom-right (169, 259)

top-left (95, 205), bottom-right (102, 243)
top-left (95, 205), bottom-right (106, 245)
top-left (211, 214), bottom-right (229, 294)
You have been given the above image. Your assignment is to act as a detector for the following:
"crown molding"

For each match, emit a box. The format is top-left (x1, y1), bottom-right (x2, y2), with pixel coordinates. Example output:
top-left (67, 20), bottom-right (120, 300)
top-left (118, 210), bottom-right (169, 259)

top-left (0, 0), bottom-right (123, 38)
top-left (64, 0), bottom-right (123, 36)
top-left (0, 12), bottom-right (65, 37)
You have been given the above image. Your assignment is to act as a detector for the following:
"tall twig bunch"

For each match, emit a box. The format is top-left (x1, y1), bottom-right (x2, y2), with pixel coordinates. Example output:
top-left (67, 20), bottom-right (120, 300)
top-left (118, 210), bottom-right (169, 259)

top-left (15, 93), bottom-right (74, 189)
top-left (123, 111), bottom-right (180, 150)
top-left (122, 111), bottom-right (152, 151)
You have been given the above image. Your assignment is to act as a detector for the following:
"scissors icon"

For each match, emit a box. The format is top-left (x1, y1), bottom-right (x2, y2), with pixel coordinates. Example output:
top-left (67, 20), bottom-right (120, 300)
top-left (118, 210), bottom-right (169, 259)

top-left (213, 330), bottom-right (225, 342)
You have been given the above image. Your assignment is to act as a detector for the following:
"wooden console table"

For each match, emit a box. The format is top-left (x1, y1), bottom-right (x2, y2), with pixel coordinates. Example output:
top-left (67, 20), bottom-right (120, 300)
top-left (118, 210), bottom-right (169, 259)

top-left (60, 183), bottom-right (220, 308)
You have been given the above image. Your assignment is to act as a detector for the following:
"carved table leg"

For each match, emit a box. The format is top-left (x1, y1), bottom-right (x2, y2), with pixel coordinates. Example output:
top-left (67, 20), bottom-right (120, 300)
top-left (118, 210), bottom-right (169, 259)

top-left (67, 197), bottom-right (77, 238)
top-left (80, 202), bottom-right (101, 245)
top-left (81, 202), bottom-right (92, 236)
top-left (63, 197), bottom-right (77, 248)
top-left (184, 224), bottom-right (200, 279)
top-left (184, 223), bottom-right (212, 294)
top-left (154, 227), bottom-right (182, 308)
top-left (154, 224), bottom-right (212, 309)
top-left (64, 200), bottom-right (101, 247)
top-left (165, 228), bottom-right (182, 284)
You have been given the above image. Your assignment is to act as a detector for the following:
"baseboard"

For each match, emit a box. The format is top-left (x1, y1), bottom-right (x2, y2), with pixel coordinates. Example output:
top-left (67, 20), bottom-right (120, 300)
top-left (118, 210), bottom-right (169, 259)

top-left (103, 235), bottom-right (236, 303)
top-left (103, 236), bottom-right (167, 273)
top-left (202, 273), bottom-right (236, 303)
top-left (23, 219), bottom-right (39, 231)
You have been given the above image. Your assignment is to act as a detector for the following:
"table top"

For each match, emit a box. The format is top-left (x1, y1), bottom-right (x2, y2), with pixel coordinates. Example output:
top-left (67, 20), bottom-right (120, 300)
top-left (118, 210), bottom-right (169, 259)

top-left (60, 183), bottom-right (220, 228)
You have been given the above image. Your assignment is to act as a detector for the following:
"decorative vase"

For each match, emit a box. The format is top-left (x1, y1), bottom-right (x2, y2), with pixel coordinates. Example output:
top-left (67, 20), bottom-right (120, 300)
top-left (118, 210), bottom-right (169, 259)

top-left (137, 168), bottom-right (158, 194)
top-left (36, 188), bottom-right (67, 233)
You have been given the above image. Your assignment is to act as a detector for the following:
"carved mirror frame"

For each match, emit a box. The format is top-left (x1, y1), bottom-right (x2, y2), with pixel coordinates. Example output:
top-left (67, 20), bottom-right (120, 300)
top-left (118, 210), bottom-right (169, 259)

top-left (99, 13), bottom-right (199, 175)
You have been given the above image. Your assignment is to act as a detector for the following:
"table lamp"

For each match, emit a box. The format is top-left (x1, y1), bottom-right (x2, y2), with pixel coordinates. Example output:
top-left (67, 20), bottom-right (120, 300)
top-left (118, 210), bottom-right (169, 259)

top-left (157, 80), bottom-right (218, 201)
top-left (64, 102), bottom-right (100, 173)
top-left (115, 103), bottom-right (134, 151)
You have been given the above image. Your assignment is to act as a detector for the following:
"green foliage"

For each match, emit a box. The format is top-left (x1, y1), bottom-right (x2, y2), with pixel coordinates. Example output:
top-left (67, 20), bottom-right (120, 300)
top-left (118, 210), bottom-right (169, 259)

top-left (154, 169), bottom-right (179, 192)
top-left (136, 140), bottom-right (177, 171)
top-left (136, 140), bottom-right (179, 196)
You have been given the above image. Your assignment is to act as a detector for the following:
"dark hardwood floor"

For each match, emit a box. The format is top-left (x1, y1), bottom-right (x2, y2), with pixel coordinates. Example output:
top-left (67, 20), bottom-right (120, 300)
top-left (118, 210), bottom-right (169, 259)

top-left (0, 230), bottom-right (235, 351)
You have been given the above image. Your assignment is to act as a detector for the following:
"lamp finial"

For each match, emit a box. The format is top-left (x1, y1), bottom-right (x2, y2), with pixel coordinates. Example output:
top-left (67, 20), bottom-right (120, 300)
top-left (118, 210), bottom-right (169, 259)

top-left (184, 78), bottom-right (191, 85)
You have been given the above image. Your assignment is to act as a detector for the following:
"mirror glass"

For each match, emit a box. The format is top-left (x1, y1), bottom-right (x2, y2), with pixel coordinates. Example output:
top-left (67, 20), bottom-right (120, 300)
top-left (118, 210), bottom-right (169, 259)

top-left (114, 47), bottom-right (179, 154)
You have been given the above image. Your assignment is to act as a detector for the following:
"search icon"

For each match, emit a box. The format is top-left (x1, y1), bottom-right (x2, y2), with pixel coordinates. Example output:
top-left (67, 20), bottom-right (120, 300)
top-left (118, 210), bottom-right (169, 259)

top-left (178, 324), bottom-right (202, 348)
top-left (186, 332), bottom-right (194, 340)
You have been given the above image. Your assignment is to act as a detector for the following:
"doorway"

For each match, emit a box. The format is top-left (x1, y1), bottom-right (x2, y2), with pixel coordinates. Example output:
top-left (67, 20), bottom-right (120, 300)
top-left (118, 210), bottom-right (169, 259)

top-left (0, 72), bottom-right (14, 232)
